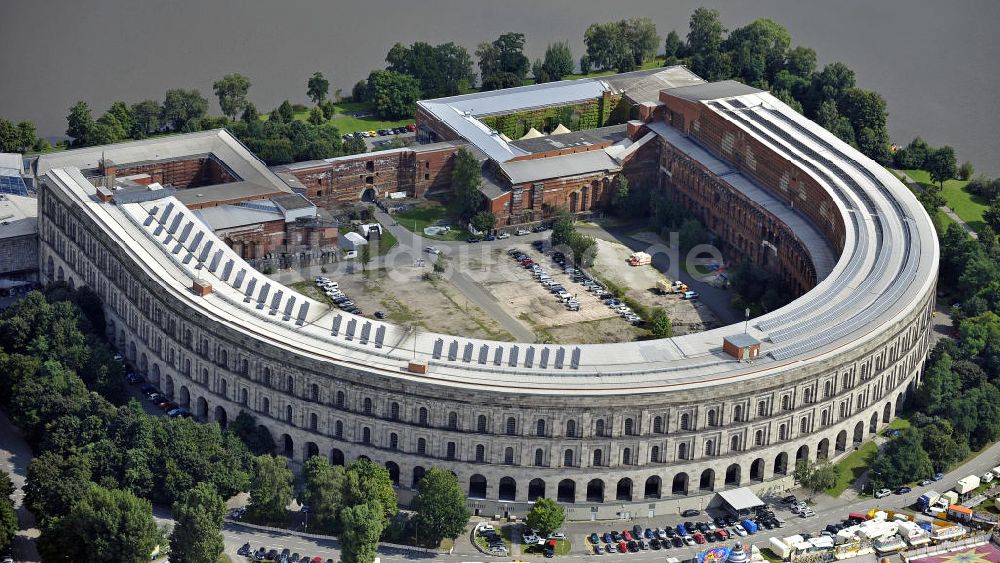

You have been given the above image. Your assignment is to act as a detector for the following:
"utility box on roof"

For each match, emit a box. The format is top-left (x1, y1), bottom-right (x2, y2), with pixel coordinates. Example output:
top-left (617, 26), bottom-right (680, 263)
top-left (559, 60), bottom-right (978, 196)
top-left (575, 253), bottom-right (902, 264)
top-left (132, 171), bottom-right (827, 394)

top-left (723, 334), bottom-right (761, 360)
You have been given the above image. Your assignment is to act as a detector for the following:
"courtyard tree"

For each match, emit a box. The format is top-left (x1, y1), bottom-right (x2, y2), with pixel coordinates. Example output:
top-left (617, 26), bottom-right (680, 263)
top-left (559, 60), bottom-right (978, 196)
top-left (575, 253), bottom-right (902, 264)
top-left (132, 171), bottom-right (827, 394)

top-left (648, 308), bottom-right (673, 338)
top-left (245, 454), bottom-right (293, 526)
top-left (213, 73), bottom-right (252, 120)
top-left (452, 148), bottom-right (484, 220)
top-left (525, 497), bottom-right (565, 536)
top-left (169, 482), bottom-right (226, 563)
top-left (411, 467), bottom-right (470, 545)
top-left (307, 72), bottom-right (330, 104)
top-left (793, 459), bottom-right (838, 499)
top-left (471, 211), bottom-right (496, 234)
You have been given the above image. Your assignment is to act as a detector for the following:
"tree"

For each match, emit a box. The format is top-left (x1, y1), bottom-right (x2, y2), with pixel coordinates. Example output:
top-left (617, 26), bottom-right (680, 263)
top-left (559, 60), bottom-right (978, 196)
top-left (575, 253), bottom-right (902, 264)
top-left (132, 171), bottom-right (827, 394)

top-left (678, 218), bottom-right (708, 253)
top-left (213, 73), bottom-right (252, 120)
top-left (359, 243), bottom-right (372, 272)
top-left (893, 137), bottom-right (931, 170)
top-left (648, 308), bottom-right (673, 338)
top-left (785, 46), bottom-right (817, 78)
top-left (532, 59), bottom-right (549, 84)
top-left (920, 419), bottom-right (969, 472)
top-left (0, 471), bottom-right (16, 555)
top-left (352, 80), bottom-right (369, 103)
top-left (161, 89), bottom-right (208, 130)
top-left (225, 411), bottom-right (275, 455)
top-left (130, 100), bottom-right (162, 138)
top-left (958, 161), bottom-right (975, 180)
top-left (806, 62), bottom-right (855, 114)
top-left (15, 121), bottom-right (36, 152)
top-left (245, 455), bottom-right (293, 526)
top-left (340, 501), bottom-right (386, 563)
top-left (869, 427), bottom-right (934, 488)
top-left (452, 148), bottom-right (484, 220)
top-left (542, 41), bottom-right (574, 81)
top-left (367, 70), bottom-right (421, 120)
top-left (793, 459), bottom-right (838, 498)
top-left (307, 106), bottom-right (325, 125)
top-left (38, 484), bottom-right (158, 563)
top-left (985, 197), bottom-right (1000, 234)
top-left (298, 456), bottom-right (345, 534)
top-left (385, 42), bottom-right (475, 98)
top-left (477, 33), bottom-right (529, 91)
top-left (723, 19), bottom-right (791, 86)
top-left (663, 30), bottom-right (684, 60)
top-left (525, 497), bottom-right (565, 536)
top-left (579, 55), bottom-right (591, 75)
top-left (307, 72), bottom-right (330, 104)
top-left (169, 482), bottom-right (225, 563)
top-left (343, 458), bottom-right (397, 523)
top-left (66, 101), bottom-right (94, 145)
top-left (687, 7), bottom-right (726, 57)
top-left (927, 146), bottom-right (957, 188)
top-left (240, 103), bottom-right (259, 123)
top-left (411, 468), bottom-right (470, 545)
top-left (471, 211), bottom-right (496, 233)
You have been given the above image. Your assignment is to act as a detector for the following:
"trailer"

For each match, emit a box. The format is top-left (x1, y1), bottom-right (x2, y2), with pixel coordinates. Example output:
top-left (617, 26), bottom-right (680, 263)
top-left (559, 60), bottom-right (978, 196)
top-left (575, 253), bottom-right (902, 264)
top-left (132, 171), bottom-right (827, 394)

top-left (956, 475), bottom-right (981, 495)
top-left (628, 251), bottom-right (651, 266)
top-left (918, 491), bottom-right (941, 511)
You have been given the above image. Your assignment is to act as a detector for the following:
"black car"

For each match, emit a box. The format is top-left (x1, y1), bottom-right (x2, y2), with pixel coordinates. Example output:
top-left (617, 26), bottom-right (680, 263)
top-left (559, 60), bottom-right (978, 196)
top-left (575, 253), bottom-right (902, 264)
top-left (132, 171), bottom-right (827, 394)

top-left (626, 541), bottom-right (638, 553)
top-left (682, 508), bottom-right (701, 517)
top-left (782, 495), bottom-right (798, 504)
top-left (671, 536), bottom-right (684, 548)
top-left (603, 532), bottom-right (614, 544)
top-left (650, 538), bottom-right (661, 550)
top-left (590, 532), bottom-right (600, 545)
top-left (467, 237), bottom-right (481, 243)
top-left (611, 531), bottom-right (622, 542)
top-left (632, 524), bottom-right (643, 538)
top-left (266, 550), bottom-right (279, 561)
top-left (238, 543), bottom-right (251, 556)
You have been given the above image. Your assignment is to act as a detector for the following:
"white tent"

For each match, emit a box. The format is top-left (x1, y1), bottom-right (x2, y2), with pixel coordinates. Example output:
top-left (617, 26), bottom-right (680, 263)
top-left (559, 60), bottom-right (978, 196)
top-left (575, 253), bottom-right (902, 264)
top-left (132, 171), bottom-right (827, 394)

top-left (551, 123), bottom-right (572, 135)
top-left (717, 487), bottom-right (766, 514)
top-left (519, 127), bottom-right (544, 140)
top-left (499, 133), bottom-right (512, 143)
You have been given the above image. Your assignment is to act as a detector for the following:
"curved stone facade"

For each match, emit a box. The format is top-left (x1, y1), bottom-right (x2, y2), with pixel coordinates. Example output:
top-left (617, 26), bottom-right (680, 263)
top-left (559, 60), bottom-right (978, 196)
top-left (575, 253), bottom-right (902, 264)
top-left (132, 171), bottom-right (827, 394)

top-left (36, 85), bottom-right (937, 520)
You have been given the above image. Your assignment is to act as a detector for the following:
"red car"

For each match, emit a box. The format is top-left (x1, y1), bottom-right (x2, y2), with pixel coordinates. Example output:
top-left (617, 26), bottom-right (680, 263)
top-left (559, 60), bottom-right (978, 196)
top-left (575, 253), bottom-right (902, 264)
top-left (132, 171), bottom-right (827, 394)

top-left (693, 533), bottom-right (707, 544)
top-left (716, 529), bottom-right (729, 540)
top-left (407, 123), bottom-right (416, 132)
top-left (622, 530), bottom-right (632, 541)
top-left (616, 541), bottom-right (627, 553)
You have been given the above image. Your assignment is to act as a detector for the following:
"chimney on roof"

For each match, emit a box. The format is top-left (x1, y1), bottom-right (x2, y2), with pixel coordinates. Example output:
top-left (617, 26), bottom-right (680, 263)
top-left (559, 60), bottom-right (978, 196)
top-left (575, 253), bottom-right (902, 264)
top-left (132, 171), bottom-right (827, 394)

top-left (100, 156), bottom-right (117, 189)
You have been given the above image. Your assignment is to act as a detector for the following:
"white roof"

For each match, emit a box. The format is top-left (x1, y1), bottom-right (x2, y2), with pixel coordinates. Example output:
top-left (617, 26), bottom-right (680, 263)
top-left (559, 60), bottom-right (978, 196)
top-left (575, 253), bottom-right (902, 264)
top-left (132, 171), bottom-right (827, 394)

top-left (0, 194), bottom-right (37, 239)
top-left (194, 205), bottom-right (282, 231)
top-left (342, 231), bottom-right (367, 245)
top-left (0, 153), bottom-right (22, 172)
top-left (717, 487), bottom-right (766, 511)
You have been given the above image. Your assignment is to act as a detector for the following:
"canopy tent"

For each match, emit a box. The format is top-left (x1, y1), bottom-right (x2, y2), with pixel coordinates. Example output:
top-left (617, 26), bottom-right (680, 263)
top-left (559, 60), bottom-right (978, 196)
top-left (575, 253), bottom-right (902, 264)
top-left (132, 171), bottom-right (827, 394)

top-left (499, 133), bottom-right (512, 143)
top-left (519, 127), bottom-right (544, 140)
top-left (716, 487), bottom-right (766, 515)
top-left (551, 123), bottom-right (572, 135)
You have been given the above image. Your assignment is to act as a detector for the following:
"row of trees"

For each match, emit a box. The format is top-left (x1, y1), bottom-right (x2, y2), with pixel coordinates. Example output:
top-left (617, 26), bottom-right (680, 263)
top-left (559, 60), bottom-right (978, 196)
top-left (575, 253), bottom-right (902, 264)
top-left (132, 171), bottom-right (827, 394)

top-left (0, 472), bottom-right (15, 557)
top-left (0, 117), bottom-right (40, 152)
top-left (0, 287), bottom-right (252, 562)
top-left (582, 17), bottom-right (660, 73)
top-left (868, 220), bottom-right (1000, 488)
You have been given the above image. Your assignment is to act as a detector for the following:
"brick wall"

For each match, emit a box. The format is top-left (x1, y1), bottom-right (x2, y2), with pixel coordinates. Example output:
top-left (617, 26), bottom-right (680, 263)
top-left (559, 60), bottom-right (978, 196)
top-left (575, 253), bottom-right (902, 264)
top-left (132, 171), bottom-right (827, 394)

top-left (114, 156), bottom-right (237, 189)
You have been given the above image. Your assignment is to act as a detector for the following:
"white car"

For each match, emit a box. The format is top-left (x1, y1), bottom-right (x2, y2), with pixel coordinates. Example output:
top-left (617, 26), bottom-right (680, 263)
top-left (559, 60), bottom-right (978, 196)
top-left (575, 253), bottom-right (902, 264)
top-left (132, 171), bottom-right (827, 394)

top-left (875, 488), bottom-right (892, 499)
top-left (733, 524), bottom-right (747, 536)
top-left (800, 509), bottom-right (817, 518)
top-left (424, 246), bottom-right (441, 255)
top-left (515, 228), bottom-right (530, 236)
top-left (497, 232), bottom-right (511, 239)
top-left (522, 534), bottom-right (539, 544)
top-left (548, 532), bottom-right (566, 540)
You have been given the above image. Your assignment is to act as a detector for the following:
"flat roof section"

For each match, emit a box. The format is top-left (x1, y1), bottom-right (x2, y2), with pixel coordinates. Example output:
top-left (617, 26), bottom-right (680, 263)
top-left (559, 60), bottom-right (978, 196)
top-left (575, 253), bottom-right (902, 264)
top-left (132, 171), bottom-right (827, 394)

top-left (0, 194), bottom-right (38, 239)
top-left (35, 129), bottom-right (291, 196)
top-left (173, 180), bottom-right (288, 207)
top-left (663, 80), bottom-right (762, 102)
top-left (509, 124), bottom-right (627, 154)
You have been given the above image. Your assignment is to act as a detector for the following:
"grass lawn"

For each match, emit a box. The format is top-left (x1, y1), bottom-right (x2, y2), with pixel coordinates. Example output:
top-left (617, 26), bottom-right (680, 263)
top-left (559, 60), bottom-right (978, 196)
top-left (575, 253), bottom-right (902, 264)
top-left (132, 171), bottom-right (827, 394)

top-left (902, 169), bottom-right (986, 230)
top-left (259, 100), bottom-right (413, 136)
top-left (825, 441), bottom-right (878, 497)
top-left (394, 203), bottom-right (469, 241)
top-left (217, 555), bottom-right (232, 563)
top-left (886, 416), bottom-right (911, 432)
top-left (437, 537), bottom-right (455, 551)
top-left (371, 223), bottom-right (398, 256)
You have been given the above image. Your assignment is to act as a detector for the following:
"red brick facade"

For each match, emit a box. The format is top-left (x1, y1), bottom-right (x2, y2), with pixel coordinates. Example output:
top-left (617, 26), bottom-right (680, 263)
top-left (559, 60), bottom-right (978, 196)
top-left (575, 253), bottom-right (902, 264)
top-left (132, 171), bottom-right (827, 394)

top-left (279, 145), bottom-right (459, 210)
top-left (104, 155), bottom-right (237, 189)
top-left (219, 219), bottom-right (338, 260)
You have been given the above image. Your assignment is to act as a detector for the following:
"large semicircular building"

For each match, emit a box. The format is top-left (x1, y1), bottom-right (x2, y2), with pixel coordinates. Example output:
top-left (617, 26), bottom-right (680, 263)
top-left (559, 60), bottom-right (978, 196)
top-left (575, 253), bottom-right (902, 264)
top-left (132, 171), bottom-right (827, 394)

top-left (36, 69), bottom-right (937, 519)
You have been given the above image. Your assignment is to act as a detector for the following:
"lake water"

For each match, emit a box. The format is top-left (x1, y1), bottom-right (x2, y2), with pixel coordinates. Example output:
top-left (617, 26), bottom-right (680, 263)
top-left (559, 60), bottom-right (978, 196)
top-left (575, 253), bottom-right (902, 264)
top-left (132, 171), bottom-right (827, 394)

top-left (1, 0), bottom-right (998, 174)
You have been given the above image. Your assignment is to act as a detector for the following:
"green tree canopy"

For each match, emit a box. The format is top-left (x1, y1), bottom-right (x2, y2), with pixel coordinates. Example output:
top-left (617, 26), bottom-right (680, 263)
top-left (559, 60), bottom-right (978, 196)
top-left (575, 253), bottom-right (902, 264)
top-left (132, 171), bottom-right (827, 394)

top-left (38, 484), bottom-right (159, 563)
top-left (648, 308), bottom-right (673, 338)
top-left (927, 146), bottom-right (958, 188)
top-left (343, 458), bottom-right (397, 523)
top-left (411, 468), bottom-right (470, 545)
top-left (66, 101), bottom-right (94, 145)
top-left (0, 471), bottom-right (16, 555)
top-left (340, 501), bottom-right (386, 563)
top-left (793, 459), bottom-right (838, 498)
top-left (245, 454), bottom-right (293, 526)
top-left (386, 42), bottom-right (475, 97)
top-left (298, 456), bottom-right (346, 534)
top-left (525, 497), bottom-right (565, 536)
top-left (477, 32), bottom-right (530, 90)
top-left (452, 148), bottom-right (484, 220)
top-left (722, 18), bottom-right (791, 86)
top-left (471, 211), bottom-right (496, 233)
top-left (869, 427), bottom-right (934, 489)
top-left (130, 100), bottom-right (162, 138)
top-left (169, 482), bottom-right (226, 563)
top-left (367, 70), bottom-right (421, 120)
top-left (307, 72), bottom-right (331, 104)
top-left (161, 89), bottom-right (208, 131)
top-left (542, 41), bottom-right (574, 81)
top-left (213, 73), bottom-right (252, 120)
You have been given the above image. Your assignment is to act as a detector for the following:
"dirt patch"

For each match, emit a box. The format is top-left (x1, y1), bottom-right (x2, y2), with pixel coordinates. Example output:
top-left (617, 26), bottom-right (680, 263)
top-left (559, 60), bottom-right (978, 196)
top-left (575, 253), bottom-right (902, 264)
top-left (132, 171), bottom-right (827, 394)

top-left (588, 237), bottom-right (719, 335)
top-left (291, 267), bottom-right (513, 341)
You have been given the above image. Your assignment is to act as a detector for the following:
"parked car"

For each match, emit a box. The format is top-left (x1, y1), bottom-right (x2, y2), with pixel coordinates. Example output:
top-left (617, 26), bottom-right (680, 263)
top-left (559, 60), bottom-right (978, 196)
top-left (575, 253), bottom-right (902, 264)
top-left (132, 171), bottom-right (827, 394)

top-left (497, 232), bottom-right (511, 239)
top-left (875, 488), bottom-right (892, 499)
top-left (515, 228), bottom-right (530, 236)
top-left (919, 479), bottom-right (933, 486)
top-left (933, 472), bottom-right (944, 481)
top-left (682, 508), bottom-right (701, 517)
top-left (683, 290), bottom-right (700, 299)
top-left (895, 486), bottom-right (912, 495)
top-left (424, 246), bottom-right (440, 254)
